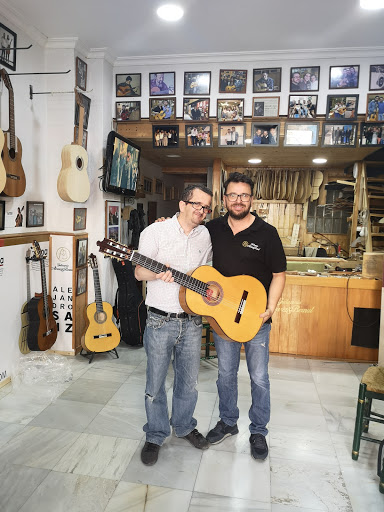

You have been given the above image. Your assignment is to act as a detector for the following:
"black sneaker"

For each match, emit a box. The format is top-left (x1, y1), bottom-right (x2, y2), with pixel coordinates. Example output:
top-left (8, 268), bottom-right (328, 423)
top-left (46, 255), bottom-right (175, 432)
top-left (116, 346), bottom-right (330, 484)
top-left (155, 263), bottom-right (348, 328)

top-left (182, 429), bottom-right (209, 450)
top-left (250, 433), bottom-right (268, 460)
top-left (206, 420), bottom-right (239, 445)
top-left (141, 441), bottom-right (160, 465)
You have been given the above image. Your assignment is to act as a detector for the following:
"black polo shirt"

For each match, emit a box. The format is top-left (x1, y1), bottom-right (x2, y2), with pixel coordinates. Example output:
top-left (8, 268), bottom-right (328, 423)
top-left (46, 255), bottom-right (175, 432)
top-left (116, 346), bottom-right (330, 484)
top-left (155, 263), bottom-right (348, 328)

top-left (206, 213), bottom-right (287, 295)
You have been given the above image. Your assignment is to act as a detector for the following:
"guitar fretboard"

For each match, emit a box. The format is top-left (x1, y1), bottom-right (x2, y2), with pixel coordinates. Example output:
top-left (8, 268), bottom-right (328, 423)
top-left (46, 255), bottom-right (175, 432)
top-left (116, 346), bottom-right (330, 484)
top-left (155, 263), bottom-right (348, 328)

top-left (40, 259), bottom-right (49, 317)
top-left (9, 91), bottom-right (15, 150)
top-left (92, 268), bottom-right (104, 312)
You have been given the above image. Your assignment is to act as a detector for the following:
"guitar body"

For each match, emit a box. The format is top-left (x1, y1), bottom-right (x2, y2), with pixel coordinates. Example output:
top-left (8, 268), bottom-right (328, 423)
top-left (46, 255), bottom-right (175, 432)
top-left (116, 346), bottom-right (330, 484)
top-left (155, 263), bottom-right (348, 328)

top-left (1, 133), bottom-right (26, 197)
top-left (179, 266), bottom-right (267, 343)
top-left (0, 129), bottom-right (6, 193)
top-left (82, 301), bottom-right (120, 352)
top-left (18, 301), bottom-right (30, 354)
top-left (27, 295), bottom-right (58, 351)
top-left (154, 110), bottom-right (165, 120)
top-left (57, 144), bottom-right (90, 202)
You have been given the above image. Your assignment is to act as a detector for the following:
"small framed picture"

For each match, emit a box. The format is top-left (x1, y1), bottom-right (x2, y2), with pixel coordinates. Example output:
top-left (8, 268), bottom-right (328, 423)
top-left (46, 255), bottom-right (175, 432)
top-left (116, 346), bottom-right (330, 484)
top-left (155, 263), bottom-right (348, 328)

top-left (152, 125), bottom-right (179, 148)
top-left (217, 99), bottom-right (244, 122)
top-left (252, 97), bottom-right (280, 118)
top-left (185, 124), bottom-right (213, 147)
top-left (143, 177), bottom-right (153, 194)
top-left (360, 123), bottom-right (384, 146)
top-left (290, 67), bottom-right (320, 92)
top-left (366, 94), bottom-right (384, 122)
top-left (74, 93), bottom-right (91, 130)
top-left (73, 208), bottom-right (87, 231)
top-left (106, 200), bottom-right (121, 241)
top-left (115, 101), bottom-right (141, 122)
top-left (325, 95), bottom-right (359, 121)
top-left (171, 186), bottom-right (179, 200)
top-left (218, 123), bottom-right (246, 147)
top-left (219, 70), bottom-right (247, 93)
top-left (76, 238), bottom-right (88, 268)
top-left (116, 73), bottom-right (141, 97)
top-left (149, 72), bottom-right (175, 96)
top-left (369, 65), bottom-right (384, 91)
top-left (75, 57), bottom-right (87, 91)
top-left (26, 201), bottom-right (44, 228)
top-left (284, 122), bottom-right (319, 146)
top-left (184, 72), bottom-right (211, 95)
top-left (251, 123), bottom-right (280, 146)
top-left (288, 95), bottom-right (318, 119)
top-left (322, 123), bottom-right (357, 147)
top-left (76, 267), bottom-right (87, 296)
top-left (155, 178), bottom-right (163, 194)
top-left (164, 186), bottom-right (172, 201)
top-left (0, 200), bottom-right (4, 230)
top-left (73, 126), bottom-right (88, 149)
top-left (183, 98), bottom-right (210, 121)
top-left (253, 68), bottom-right (282, 93)
top-left (149, 97), bottom-right (176, 121)
top-left (0, 23), bottom-right (17, 71)
top-left (329, 66), bottom-right (359, 89)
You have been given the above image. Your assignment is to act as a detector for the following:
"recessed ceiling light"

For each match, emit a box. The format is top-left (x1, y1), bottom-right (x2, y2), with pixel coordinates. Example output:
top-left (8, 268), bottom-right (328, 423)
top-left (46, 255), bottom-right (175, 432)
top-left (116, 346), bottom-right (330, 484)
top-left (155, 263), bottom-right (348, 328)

top-left (248, 158), bottom-right (262, 164)
top-left (313, 158), bottom-right (327, 164)
top-left (166, 154), bottom-right (181, 158)
top-left (360, 0), bottom-right (384, 9)
top-left (244, 138), bottom-right (252, 144)
top-left (157, 4), bottom-right (184, 21)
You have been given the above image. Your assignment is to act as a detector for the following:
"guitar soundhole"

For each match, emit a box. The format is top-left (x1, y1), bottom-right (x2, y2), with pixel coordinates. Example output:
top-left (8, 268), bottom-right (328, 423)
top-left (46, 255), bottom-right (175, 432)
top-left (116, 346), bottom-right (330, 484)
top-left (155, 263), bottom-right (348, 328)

top-left (9, 148), bottom-right (16, 160)
top-left (203, 281), bottom-right (223, 306)
top-left (94, 311), bottom-right (107, 324)
top-left (76, 157), bottom-right (84, 171)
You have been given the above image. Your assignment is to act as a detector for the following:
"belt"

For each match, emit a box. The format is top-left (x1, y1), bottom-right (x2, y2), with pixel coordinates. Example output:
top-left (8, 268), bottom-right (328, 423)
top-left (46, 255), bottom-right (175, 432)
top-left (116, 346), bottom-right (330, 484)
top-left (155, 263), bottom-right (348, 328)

top-left (148, 306), bottom-right (194, 319)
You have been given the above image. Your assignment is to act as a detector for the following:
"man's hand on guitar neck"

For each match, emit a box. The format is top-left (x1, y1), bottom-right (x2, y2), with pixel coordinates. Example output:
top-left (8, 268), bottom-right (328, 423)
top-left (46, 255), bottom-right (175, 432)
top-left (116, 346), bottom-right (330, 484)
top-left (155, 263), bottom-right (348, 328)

top-left (135, 263), bottom-right (174, 283)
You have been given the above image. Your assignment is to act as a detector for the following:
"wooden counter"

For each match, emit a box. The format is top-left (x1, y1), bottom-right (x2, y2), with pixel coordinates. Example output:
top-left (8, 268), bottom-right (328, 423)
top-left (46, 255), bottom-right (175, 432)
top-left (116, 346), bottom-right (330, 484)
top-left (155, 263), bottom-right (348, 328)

top-left (269, 275), bottom-right (381, 361)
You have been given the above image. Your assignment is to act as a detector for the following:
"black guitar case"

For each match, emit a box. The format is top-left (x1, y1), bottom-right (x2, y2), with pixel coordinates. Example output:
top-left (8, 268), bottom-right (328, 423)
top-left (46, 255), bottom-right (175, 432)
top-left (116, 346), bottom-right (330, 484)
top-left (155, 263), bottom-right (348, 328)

top-left (112, 258), bottom-right (146, 346)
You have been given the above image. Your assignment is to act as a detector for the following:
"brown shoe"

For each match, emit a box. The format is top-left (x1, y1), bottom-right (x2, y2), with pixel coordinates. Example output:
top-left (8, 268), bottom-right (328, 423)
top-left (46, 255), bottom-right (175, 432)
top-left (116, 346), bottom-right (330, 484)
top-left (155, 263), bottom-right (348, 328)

top-left (182, 429), bottom-right (209, 450)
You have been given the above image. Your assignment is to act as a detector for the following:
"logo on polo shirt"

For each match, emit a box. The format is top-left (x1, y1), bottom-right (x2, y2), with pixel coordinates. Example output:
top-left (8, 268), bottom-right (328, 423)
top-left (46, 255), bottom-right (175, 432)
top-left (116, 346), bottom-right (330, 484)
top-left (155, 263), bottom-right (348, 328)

top-left (242, 241), bottom-right (260, 251)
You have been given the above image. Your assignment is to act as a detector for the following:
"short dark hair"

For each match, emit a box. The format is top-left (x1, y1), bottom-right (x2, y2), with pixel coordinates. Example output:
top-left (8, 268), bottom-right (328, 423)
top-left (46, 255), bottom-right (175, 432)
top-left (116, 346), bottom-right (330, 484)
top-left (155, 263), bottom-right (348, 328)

top-left (224, 172), bottom-right (254, 195)
top-left (181, 184), bottom-right (213, 202)
top-left (126, 75), bottom-right (132, 81)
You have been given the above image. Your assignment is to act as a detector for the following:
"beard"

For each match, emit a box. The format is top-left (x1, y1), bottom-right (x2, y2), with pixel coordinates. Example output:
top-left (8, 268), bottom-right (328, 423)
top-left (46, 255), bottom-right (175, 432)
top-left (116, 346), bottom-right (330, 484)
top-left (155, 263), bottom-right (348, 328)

top-left (227, 202), bottom-right (251, 220)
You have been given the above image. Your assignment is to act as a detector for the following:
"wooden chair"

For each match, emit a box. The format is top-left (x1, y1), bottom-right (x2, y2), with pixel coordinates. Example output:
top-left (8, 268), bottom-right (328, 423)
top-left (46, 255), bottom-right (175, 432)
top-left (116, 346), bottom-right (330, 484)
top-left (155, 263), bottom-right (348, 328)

top-left (201, 322), bottom-right (217, 361)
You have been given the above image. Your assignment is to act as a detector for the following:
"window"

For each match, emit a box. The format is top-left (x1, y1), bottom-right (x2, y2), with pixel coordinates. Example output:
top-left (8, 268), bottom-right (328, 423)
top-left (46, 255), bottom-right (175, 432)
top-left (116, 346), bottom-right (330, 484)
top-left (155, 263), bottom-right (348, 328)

top-left (306, 189), bottom-right (349, 234)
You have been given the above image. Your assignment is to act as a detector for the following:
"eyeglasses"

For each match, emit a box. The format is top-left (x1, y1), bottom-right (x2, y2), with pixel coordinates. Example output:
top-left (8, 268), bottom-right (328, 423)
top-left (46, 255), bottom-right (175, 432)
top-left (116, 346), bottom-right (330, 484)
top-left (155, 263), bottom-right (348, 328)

top-left (225, 193), bottom-right (252, 202)
top-left (184, 201), bottom-right (212, 214)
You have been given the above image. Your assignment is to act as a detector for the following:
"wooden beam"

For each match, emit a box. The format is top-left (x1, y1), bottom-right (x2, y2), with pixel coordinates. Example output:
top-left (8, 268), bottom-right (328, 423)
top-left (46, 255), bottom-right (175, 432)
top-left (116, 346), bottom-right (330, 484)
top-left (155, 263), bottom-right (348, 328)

top-left (162, 167), bottom-right (207, 175)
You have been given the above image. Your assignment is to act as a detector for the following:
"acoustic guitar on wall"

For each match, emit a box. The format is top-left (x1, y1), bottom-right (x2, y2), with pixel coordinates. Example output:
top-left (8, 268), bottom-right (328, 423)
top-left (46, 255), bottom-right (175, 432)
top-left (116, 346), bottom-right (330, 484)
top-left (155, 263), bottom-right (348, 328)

top-left (18, 249), bottom-right (33, 355)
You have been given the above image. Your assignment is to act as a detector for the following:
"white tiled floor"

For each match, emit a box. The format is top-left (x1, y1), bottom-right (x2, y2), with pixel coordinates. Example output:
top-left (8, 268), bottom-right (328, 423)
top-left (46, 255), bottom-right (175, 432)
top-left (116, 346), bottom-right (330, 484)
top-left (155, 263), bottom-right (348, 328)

top-left (1, 345), bottom-right (384, 511)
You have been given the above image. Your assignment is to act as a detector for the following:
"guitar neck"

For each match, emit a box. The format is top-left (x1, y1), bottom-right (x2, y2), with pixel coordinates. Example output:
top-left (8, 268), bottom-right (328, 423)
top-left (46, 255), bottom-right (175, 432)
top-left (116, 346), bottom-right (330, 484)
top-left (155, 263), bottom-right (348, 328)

top-left (92, 268), bottom-right (104, 312)
top-left (40, 259), bottom-right (49, 316)
top-left (8, 88), bottom-right (15, 149)
top-left (26, 259), bottom-right (31, 303)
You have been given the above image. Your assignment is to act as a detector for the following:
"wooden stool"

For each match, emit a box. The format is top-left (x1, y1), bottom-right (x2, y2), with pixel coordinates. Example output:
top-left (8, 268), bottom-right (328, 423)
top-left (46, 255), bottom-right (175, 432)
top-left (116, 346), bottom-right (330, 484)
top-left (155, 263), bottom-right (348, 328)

top-left (201, 323), bottom-right (217, 361)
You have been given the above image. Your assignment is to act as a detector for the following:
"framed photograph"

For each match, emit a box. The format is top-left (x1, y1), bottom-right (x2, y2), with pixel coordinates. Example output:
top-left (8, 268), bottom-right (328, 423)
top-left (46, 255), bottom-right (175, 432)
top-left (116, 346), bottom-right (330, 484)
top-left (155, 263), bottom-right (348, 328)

top-left (76, 267), bottom-right (87, 296)
top-left (322, 123), bottom-right (357, 147)
top-left (219, 70), bottom-right (247, 93)
top-left (74, 93), bottom-right (91, 130)
top-left (218, 123), bottom-right (246, 147)
top-left (0, 200), bottom-right (4, 230)
top-left (73, 126), bottom-right (88, 149)
top-left (149, 97), bottom-right (176, 121)
top-left (360, 123), bottom-right (384, 146)
top-left (184, 72), bottom-right (211, 95)
top-left (217, 99), bottom-right (244, 122)
top-left (290, 67), bottom-right (320, 92)
top-left (152, 125), bottom-right (179, 148)
top-left (76, 238), bottom-right (88, 268)
top-left (149, 72), bottom-right (175, 96)
top-left (171, 186), bottom-right (179, 200)
top-left (105, 200), bottom-right (121, 241)
top-left (75, 57), bottom-right (87, 91)
top-left (164, 186), bottom-right (172, 201)
top-left (185, 124), bottom-right (213, 147)
top-left (183, 98), bottom-right (210, 121)
top-left (73, 208), bottom-right (87, 231)
top-left (253, 68), bottom-right (282, 93)
top-left (116, 73), bottom-right (141, 97)
top-left (325, 95), bottom-right (359, 121)
top-left (0, 23), bottom-right (17, 71)
top-left (115, 101), bottom-right (141, 122)
top-left (143, 176), bottom-right (153, 194)
top-left (369, 65), bottom-right (384, 91)
top-left (329, 65), bottom-right (359, 89)
top-left (26, 201), bottom-right (44, 228)
top-left (366, 94), bottom-right (384, 122)
top-left (252, 97), bottom-right (280, 118)
top-left (288, 95), bottom-right (318, 119)
top-left (251, 123), bottom-right (280, 146)
top-left (155, 178), bottom-right (163, 194)
top-left (284, 122), bottom-right (319, 146)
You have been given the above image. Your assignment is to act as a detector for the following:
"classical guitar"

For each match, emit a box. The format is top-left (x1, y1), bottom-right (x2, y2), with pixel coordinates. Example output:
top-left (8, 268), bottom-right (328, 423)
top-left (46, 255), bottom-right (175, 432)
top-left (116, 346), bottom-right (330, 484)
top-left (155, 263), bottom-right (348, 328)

top-left (0, 68), bottom-right (26, 197)
top-left (97, 238), bottom-right (267, 343)
top-left (0, 129), bottom-right (6, 193)
top-left (27, 241), bottom-right (58, 351)
top-left (57, 90), bottom-right (90, 203)
top-left (81, 253), bottom-right (120, 352)
top-left (154, 110), bottom-right (166, 120)
top-left (18, 249), bottom-right (33, 355)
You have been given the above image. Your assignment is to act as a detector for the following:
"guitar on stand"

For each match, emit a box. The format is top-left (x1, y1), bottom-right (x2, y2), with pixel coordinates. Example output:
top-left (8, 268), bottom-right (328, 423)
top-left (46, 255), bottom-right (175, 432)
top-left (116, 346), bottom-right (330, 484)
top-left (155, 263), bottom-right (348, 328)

top-left (18, 249), bottom-right (33, 354)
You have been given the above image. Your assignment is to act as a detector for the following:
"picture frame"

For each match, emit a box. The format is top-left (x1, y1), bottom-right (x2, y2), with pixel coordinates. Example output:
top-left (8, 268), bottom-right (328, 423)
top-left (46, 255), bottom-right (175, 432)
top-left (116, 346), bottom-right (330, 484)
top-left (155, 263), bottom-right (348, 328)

top-left (360, 123), bottom-right (384, 146)
top-left (252, 97), bottom-right (280, 118)
top-left (217, 99), bottom-right (244, 122)
top-left (0, 200), bottom-right (4, 230)
top-left (284, 122), bottom-right (319, 146)
top-left (76, 238), bottom-right (88, 268)
top-left (76, 267), bottom-right (87, 296)
top-left (184, 72), bottom-right (211, 95)
top-left (164, 186), bottom-right (172, 201)
top-left (73, 208), bottom-right (87, 231)
top-left (149, 72), bottom-right (175, 96)
top-left (74, 93), bottom-right (91, 130)
top-left (185, 124), bottom-right (213, 147)
top-left (0, 23), bottom-right (17, 71)
top-left (218, 123), bottom-right (246, 147)
top-left (155, 178), bottom-right (163, 194)
top-left (143, 176), bottom-right (153, 194)
top-left (251, 123), bottom-right (280, 146)
top-left (322, 123), bottom-right (357, 147)
top-left (26, 201), bottom-right (44, 228)
top-left (183, 98), bottom-right (210, 121)
top-left (152, 125), bottom-right (179, 148)
top-left (116, 73), bottom-right (141, 97)
top-left (219, 69), bottom-right (247, 94)
top-left (329, 65), bottom-right (359, 89)
top-left (253, 68), bottom-right (282, 93)
top-left (369, 65), bottom-right (384, 91)
top-left (105, 200), bottom-right (121, 242)
top-left (171, 186), bottom-right (179, 200)
top-left (115, 101), bottom-right (141, 122)
top-left (325, 95), bottom-right (359, 121)
top-left (288, 95), bottom-right (318, 119)
top-left (73, 126), bottom-right (88, 149)
top-left (75, 57), bottom-right (87, 91)
top-left (149, 97), bottom-right (176, 121)
top-left (290, 66), bottom-right (320, 92)
top-left (365, 94), bottom-right (384, 123)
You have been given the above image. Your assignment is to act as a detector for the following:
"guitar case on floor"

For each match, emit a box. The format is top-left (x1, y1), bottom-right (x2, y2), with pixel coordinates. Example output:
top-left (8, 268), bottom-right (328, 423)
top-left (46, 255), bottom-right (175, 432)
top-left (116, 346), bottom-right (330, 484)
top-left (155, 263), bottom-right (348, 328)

top-left (112, 258), bottom-right (146, 347)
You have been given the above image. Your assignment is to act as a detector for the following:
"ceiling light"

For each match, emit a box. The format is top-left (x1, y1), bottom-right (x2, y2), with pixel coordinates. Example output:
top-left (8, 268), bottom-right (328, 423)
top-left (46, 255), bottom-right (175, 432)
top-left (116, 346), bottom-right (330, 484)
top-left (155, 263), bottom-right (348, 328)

top-left (313, 158), bottom-right (327, 164)
top-left (245, 138), bottom-right (252, 144)
top-left (157, 4), bottom-right (184, 21)
top-left (166, 154), bottom-right (181, 158)
top-left (248, 158), bottom-right (262, 164)
top-left (360, 0), bottom-right (384, 9)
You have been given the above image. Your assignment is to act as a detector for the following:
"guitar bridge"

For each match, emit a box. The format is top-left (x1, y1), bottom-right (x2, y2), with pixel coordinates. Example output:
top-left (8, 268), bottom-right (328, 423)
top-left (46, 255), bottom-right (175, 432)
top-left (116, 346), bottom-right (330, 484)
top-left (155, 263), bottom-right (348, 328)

top-left (6, 173), bottom-right (20, 181)
top-left (235, 291), bottom-right (248, 324)
top-left (93, 333), bottom-right (112, 339)
top-left (43, 329), bottom-right (53, 337)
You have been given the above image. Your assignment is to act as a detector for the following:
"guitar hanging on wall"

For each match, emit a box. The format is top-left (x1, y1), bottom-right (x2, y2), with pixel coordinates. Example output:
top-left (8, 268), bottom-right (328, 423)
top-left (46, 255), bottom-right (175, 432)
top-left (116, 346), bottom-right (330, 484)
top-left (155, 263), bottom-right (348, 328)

top-left (0, 68), bottom-right (26, 197)
top-left (18, 249), bottom-right (33, 355)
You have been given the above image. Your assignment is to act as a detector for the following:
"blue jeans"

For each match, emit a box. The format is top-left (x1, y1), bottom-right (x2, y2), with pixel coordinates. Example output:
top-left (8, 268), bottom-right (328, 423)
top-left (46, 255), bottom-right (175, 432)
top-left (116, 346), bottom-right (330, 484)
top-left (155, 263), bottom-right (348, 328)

top-left (143, 311), bottom-right (203, 445)
top-left (213, 322), bottom-right (271, 436)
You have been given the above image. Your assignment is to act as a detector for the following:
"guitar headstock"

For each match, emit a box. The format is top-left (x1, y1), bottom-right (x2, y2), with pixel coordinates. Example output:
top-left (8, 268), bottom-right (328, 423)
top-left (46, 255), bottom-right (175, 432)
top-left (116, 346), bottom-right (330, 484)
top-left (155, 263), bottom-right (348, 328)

top-left (0, 68), bottom-right (13, 92)
top-left (88, 253), bottom-right (98, 269)
top-left (32, 240), bottom-right (46, 260)
top-left (96, 238), bottom-right (132, 262)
